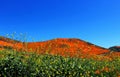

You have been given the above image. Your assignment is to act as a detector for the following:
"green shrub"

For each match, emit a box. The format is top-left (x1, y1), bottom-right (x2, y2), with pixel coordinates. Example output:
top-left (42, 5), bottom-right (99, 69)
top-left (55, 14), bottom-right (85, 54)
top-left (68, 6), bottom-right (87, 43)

top-left (0, 49), bottom-right (120, 77)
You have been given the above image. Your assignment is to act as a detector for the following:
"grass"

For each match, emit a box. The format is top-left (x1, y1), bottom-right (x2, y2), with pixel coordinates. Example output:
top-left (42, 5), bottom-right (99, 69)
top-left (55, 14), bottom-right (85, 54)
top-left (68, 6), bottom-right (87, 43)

top-left (0, 49), bottom-right (120, 77)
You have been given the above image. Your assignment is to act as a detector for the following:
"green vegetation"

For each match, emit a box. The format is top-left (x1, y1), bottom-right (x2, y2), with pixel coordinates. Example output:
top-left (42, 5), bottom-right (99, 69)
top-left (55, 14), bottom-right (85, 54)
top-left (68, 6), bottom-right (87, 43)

top-left (0, 49), bottom-right (120, 77)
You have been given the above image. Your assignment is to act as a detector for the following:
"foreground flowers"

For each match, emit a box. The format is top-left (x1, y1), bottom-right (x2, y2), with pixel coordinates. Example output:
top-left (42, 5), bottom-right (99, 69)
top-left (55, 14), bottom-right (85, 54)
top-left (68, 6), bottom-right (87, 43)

top-left (0, 49), bottom-right (120, 77)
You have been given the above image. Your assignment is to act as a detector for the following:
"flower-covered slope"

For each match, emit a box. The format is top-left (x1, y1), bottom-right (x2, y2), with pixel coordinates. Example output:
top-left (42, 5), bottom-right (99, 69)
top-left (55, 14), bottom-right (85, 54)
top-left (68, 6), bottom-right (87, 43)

top-left (0, 37), bottom-right (110, 56)
top-left (0, 36), bottom-right (21, 50)
top-left (26, 38), bottom-right (109, 56)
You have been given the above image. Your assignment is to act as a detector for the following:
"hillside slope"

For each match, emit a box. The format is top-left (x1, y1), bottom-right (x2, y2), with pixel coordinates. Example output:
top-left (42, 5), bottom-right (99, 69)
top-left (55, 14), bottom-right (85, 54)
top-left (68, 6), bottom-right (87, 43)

top-left (26, 38), bottom-right (109, 56)
top-left (0, 37), bottom-right (110, 57)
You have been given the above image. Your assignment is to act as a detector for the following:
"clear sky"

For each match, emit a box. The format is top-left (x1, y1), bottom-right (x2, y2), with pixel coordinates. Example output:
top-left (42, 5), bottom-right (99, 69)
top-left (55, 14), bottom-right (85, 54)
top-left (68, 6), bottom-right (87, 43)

top-left (0, 0), bottom-right (120, 48)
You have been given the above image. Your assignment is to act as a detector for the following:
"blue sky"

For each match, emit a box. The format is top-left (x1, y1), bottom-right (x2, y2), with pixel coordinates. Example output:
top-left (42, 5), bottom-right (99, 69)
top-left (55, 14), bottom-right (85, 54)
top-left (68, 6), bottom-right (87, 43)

top-left (0, 0), bottom-right (120, 48)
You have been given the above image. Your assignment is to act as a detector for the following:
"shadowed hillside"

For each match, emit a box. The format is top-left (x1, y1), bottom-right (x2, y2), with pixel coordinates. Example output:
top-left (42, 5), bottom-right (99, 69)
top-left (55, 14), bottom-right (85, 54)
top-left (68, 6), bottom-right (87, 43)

top-left (0, 36), bottom-right (20, 43)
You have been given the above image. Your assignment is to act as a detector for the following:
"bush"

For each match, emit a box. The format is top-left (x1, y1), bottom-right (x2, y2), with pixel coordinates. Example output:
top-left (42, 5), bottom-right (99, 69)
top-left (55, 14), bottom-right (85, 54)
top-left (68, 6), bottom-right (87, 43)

top-left (0, 49), bottom-right (120, 77)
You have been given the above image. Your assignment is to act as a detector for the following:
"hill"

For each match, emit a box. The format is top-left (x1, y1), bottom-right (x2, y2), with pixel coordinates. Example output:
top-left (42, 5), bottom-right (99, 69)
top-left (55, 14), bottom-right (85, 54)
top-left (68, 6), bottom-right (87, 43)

top-left (25, 38), bottom-right (109, 56)
top-left (0, 36), bottom-right (20, 43)
top-left (0, 37), bottom-right (110, 57)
